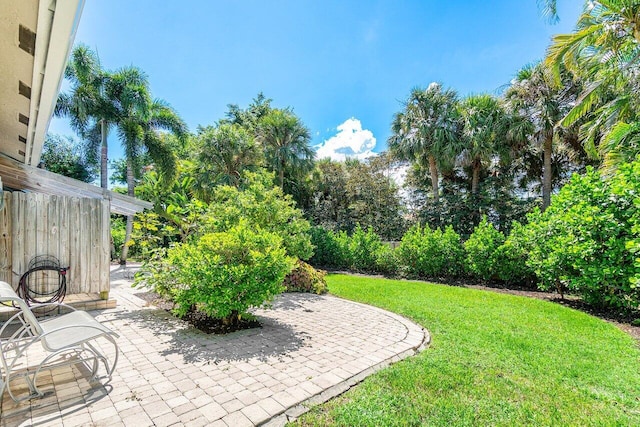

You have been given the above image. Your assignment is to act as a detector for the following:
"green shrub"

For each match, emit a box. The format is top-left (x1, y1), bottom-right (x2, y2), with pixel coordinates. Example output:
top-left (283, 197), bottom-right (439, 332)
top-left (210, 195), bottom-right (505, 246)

top-left (204, 170), bottom-right (313, 260)
top-left (397, 224), bottom-right (464, 278)
top-left (524, 163), bottom-right (640, 310)
top-left (309, 226), bottom-right (351, 268)
top-left (282, 260), bottom-right (328, 294)
top-left (110, 215), bottom-right (126, 259)
top-left (375, 244), bottom-right (399, 275)
top-left (464, 216), bottom-right (505, 281)
top-left (494, 221), bottom-right (536, 286)
top-left (150, 222), bottom-right (294, 324)
top-left (349, 225), bottom-right (385, 272)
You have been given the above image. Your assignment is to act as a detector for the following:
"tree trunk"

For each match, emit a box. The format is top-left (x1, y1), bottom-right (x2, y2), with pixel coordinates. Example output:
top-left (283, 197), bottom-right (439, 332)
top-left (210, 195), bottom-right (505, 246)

top-left (428, 155), bottom-right (439, 204)
top-left (119, 160), bottom-right (135, 266)
top-left (100, 120), bottom-right (108, 189)
top-left (471, 159), bottom-right (481, 195)
top-left (542, 135), bottom-right (553, 211)
top-left (101, 120), bottom-right (117, 261)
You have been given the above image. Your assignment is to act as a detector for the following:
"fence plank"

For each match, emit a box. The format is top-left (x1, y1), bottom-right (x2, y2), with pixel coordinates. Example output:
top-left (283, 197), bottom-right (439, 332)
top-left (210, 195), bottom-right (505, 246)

top-left (99, 200), bottom-right (110, 293)
top-left (0, 193), bottom-right (12, 283)
top-left (3, 193), bottom-right (110, 295)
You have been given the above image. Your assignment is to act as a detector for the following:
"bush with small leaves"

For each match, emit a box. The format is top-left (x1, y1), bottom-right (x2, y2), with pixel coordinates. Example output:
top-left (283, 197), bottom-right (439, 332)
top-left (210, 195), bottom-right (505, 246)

top-left (464, 216), bottom-right (505, 281)
top-left (397, 224), bottom-right (464, 278)
top-left (349, 225), bottom-right (386, 272)
top-left (159, 222), bottom-right (294, 325)
top-left (309, 226), bottom-right (351, 268)
top-left (375, 244), bottom-right (399, 275)
top-left (494, 221), bottom-right (536, 286)
top-left (204, 170), bottom-right (313, 260)
top-left (282, 260), bottom-right (328, 294)
top-left (524, 163), bottom-right (640, 310)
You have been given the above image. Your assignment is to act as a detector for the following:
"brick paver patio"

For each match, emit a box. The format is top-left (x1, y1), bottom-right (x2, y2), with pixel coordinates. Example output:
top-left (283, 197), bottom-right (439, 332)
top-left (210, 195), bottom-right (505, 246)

top-left (1, 266), bottom-right (429, 426)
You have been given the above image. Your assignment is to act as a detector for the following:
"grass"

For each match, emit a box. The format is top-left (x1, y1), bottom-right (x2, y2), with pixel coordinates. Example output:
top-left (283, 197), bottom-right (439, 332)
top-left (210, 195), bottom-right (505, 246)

top-left (293, 274), bottom-right (640, 426)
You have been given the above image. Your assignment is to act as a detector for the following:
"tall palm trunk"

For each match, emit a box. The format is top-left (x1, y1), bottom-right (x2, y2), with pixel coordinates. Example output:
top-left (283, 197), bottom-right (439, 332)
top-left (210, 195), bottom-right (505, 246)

top-left (101, 120), bottom-right (118, 261)
top-left (119, 160), bottom-right (135, 265)
top-left (542, 135), bottom-right (553, 210)
top-left (471, 158), bottom-right (481, 194)
top-left (100, 120), bottom-right (108, 189)
top-left (428, 155), bottom-right (439, 203)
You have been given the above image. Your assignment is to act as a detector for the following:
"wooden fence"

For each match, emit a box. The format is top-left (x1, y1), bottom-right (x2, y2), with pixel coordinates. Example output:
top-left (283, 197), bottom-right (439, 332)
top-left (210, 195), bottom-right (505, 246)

top-left (0, 192), bottom-right (110, 294)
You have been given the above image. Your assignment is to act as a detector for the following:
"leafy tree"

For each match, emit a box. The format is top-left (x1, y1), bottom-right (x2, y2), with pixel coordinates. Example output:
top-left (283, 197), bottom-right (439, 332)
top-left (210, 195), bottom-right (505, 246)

top-left (458, 94), bottom-right (520, 195)
top-left (305, 157), bottom-right (406, 240)
top-left (505, 62), bottom-right (581, 209)
top-left (193, 124), bottom-right (263, 199)
top-left (40, 134), bottom-right (97, 182)
top-left (257, 109), bottom-right (315, 189)
top-left (389, 83), bottom-right (460, 203)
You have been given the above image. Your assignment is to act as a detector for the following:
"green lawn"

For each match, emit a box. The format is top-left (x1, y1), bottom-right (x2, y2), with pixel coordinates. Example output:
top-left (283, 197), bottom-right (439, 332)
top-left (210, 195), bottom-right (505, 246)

top-left (293, 274), bottom-right (640, 426)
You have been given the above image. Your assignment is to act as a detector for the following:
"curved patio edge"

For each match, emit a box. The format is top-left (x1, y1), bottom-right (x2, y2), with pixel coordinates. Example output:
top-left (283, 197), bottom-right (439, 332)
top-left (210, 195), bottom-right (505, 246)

top-left (262, 295), bottom-right (431, 427)
top-left (1, 267), bottom-right (432, 427)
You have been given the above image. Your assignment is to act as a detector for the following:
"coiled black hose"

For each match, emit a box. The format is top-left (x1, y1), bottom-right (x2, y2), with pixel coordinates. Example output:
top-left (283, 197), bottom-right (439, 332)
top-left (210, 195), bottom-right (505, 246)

top-left (17, 256), bottom-right (70, 306)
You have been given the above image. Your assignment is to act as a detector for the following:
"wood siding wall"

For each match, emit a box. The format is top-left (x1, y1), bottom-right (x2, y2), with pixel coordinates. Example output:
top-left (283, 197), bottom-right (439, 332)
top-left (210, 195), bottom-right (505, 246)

top-left (0, 192), bottom-right (110, 293)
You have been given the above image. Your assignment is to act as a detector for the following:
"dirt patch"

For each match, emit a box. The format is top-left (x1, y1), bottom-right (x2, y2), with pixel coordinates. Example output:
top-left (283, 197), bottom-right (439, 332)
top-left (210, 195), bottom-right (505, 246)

top-left (134, 291), bottom-right (262, 335)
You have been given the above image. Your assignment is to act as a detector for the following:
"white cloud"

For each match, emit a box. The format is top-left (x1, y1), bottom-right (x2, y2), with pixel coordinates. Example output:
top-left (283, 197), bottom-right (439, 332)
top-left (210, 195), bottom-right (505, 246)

top-left (315, 118), bottom-right (377, 161)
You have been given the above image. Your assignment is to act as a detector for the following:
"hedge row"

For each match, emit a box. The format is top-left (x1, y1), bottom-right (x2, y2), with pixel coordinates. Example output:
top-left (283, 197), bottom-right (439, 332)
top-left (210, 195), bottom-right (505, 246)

top-left (310, 161), bottom-right (640, 311)
top-left (310, 221), bottom-right (534, 285)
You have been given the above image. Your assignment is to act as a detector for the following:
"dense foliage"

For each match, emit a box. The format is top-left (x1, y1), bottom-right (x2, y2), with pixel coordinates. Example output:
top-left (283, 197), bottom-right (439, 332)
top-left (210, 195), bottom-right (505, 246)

top-left (135, 170), bottom-right (310, 322)
top-left (203, 170), bottom-right (313, 260)
top-left (396, 224), bottom-right (464, 279)
top-left (40, 134), bottom-right (97, 182)
top-left (158, 223), bottom-right (293, 324)
top-left (463, 216), bottom-right (505, 281)
top-left (524, 162), bottom-right (640, 309)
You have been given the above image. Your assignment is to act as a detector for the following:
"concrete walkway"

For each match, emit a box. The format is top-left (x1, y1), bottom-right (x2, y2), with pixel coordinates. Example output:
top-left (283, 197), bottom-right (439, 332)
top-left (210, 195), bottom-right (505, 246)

top-left (1, 266), bottom-right (429, 426)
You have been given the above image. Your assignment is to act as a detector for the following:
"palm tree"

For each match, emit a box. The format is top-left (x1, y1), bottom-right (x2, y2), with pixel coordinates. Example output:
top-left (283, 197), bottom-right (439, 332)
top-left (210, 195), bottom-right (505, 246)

top-left (505, 62), bottom-right (580, 209)
top-left (458, 95), bottom-right (506, 195)
top-left (194, 124), bottom-right (263, 198)
top-left (545, 0), bottom-right (640, 151)
top-left (256, 109), bottom-right (315, 189)
top-left (55, 44), bottom-right (115, 188)
top-left (117, 80), bottom-right (187, 264)
top-left (388, 83), bottom-right (460, 203)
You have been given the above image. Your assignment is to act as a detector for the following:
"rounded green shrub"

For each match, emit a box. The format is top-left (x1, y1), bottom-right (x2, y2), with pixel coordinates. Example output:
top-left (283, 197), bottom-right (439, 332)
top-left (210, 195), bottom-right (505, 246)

top-left (309, 226), bottom-right (351, 269)
top-left (494, 221), bottom-right (536, 286)
top-left (375, 244), bottom-right (399, 275)
top-left (163, 222), bottom-right (294, 324)
top-left (282, 260), bottom-right (328, 294)
top-left (464, 216), bottom-right (505, 281)
top-left (349, 225), bottom-right (385, 272)
top-left (397, 224), bottom-right (464, 278)
top-left (205, 170), bottom-right (313, 260)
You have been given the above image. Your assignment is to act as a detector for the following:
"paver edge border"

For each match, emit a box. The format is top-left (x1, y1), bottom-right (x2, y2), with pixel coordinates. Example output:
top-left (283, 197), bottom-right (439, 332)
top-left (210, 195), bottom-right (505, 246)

top-left (261, 294), bottom-right (431, 427)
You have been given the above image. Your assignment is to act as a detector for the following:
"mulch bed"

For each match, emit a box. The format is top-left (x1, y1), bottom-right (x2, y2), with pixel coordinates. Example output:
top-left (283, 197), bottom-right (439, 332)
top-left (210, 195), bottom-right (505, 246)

top-left (134, 291), bottom-right (262, 334)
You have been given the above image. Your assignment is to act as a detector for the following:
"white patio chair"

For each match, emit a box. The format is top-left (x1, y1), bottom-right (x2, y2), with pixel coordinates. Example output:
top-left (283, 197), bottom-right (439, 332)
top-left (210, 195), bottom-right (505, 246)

top-left (0, 281), bottom-right (118, 402)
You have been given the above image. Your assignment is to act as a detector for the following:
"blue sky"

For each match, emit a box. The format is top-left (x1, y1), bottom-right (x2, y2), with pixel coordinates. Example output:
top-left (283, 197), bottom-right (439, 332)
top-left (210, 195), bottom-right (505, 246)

top-left (49, 0), bottom-right (583, 161)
